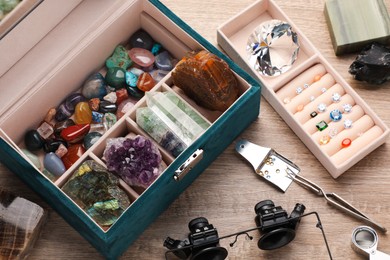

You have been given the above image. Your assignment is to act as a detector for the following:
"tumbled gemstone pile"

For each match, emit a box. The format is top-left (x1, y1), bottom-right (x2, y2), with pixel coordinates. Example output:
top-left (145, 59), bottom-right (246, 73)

top-left (23, 29), bottom-right (175, 179)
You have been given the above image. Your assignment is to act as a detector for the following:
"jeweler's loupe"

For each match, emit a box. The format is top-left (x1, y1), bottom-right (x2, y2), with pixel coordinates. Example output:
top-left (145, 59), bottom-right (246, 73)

top-left (351, 226), bottom-right (390, 260)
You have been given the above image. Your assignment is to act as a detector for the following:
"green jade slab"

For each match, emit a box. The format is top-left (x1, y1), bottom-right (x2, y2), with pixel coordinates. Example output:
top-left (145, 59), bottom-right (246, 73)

top-left (324, 0), bottom-right (390, 55)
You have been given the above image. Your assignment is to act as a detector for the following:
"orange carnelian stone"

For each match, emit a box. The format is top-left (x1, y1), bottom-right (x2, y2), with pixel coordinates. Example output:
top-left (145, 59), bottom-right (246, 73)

top-left (137, 72), bottom-right (155, 92)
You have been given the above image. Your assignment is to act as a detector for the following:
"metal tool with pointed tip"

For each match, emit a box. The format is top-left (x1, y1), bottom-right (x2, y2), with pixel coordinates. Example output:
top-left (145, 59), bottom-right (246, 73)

top-left (286, 168), bottom-right (387, 233)
top-left (235, 139), bottom-right (299, 192)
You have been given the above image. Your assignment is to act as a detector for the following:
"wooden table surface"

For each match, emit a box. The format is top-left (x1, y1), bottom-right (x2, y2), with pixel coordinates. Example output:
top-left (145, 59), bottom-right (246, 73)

top-left (2, 0), bottom-right (390, 259)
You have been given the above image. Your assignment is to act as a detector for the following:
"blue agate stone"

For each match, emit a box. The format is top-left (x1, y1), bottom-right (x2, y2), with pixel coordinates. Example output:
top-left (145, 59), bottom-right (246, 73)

top-left (155, 51), bottom-right (173, 71)
top-left (44, 152), bottom-right (66, 176)
top-left (83, 132), bottom-right (103, 150)
top-left (125, 71), bottom-right (138, 87)
top-left (92, 111), bottom-right (104, 123)
top-left (24, 130), bottom-right (44, 151)
top-left (81, 72), bottom-right (107, 99)
top-left (129, 29), bottom-right (154, 50)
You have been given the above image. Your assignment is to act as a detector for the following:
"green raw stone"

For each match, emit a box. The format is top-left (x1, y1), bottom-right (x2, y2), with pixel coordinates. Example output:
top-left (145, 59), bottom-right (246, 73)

top-left (105, 45), bottom-right (133, 70)
top-left (62, 160), bottom-right (131, 226)
top-left (324, 0), bottom-right (390, 55)
top-left (316, 120), bottom-right (328, 131)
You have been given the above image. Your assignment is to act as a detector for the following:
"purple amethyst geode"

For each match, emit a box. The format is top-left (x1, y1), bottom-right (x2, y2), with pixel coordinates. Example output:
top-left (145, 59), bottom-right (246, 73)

top-left (103, 136), bottom-right (163, 188)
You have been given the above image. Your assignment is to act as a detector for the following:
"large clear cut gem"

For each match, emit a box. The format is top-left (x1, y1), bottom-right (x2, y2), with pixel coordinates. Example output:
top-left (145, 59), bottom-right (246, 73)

top-left (247, 20), bottom-right (299, 76)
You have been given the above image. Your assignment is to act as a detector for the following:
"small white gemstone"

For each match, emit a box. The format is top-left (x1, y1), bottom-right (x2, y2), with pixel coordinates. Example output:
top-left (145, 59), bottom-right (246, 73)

top-left (310, 96), bottom-right (315, 102)
top-left (343, 103), bottom-right (352, 113)
top-left (329, 128), bottom-right (338, 138)
top-left (304, 83), bottom-right (310, 89)
top-left (344, 119), bottom-right (353, 129)
top-left (321, 88), bottom-right (327, 93)
top-left (332, 93), bottom-right (341, 102)
top-left (296, 87), bottom-right (303, 94)
top-left (318, 103), bottom-right (327, 113)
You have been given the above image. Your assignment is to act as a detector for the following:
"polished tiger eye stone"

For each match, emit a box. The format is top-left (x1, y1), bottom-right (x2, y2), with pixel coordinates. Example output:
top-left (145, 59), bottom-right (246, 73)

top-left (0, 189), bottom-right (47, 259)
top-left (60, 124), bottom-right (90, 143)
top-left (74, 102), bottom-right (92, 124)
top-left (105, 67), bottom-right (126, 90)
top-left (24, 130), bottom-right (44, 151)
top-left (172, 50), bottom-right (239, 111)
top-left (61, 144), bottom-right (86, 169)
top-left (137, 72), bottom-right (155, 92)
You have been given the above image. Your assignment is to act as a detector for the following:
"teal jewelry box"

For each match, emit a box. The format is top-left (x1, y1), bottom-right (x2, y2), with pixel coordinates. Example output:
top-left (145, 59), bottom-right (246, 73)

top-left (0, 0), bottom-right (261, 259)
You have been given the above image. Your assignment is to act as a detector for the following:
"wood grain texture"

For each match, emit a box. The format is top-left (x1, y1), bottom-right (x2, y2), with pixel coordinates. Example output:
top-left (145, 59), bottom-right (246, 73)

top-left (1, 0), bottom-right (390, 259)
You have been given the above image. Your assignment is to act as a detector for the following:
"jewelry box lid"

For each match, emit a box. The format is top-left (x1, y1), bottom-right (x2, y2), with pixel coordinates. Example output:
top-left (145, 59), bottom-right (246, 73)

top-left (0, 0), bottom-right (135, 124)
top-left (0, 0), bottom-right (83, 77)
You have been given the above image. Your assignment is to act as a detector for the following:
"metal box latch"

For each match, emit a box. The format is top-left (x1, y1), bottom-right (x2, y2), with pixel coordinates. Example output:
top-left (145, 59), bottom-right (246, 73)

top-left (174, 149), bottom-right (203, 181)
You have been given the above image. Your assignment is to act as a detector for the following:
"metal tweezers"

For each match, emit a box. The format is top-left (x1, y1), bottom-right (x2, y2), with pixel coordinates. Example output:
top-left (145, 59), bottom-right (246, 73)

top-left (286, 168), bottom-right (387, 233)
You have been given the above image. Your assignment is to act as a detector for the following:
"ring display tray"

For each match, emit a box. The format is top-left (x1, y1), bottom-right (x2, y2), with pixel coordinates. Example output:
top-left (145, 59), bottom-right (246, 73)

top-left (0, 0), bottom-right (261, 258)
top-left (217, 0), bottom-right (389, 178)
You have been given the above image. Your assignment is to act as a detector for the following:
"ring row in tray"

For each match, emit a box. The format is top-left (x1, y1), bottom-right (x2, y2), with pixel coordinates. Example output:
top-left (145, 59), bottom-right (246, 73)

top-left (276, 63), bottom-right (384, 166)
